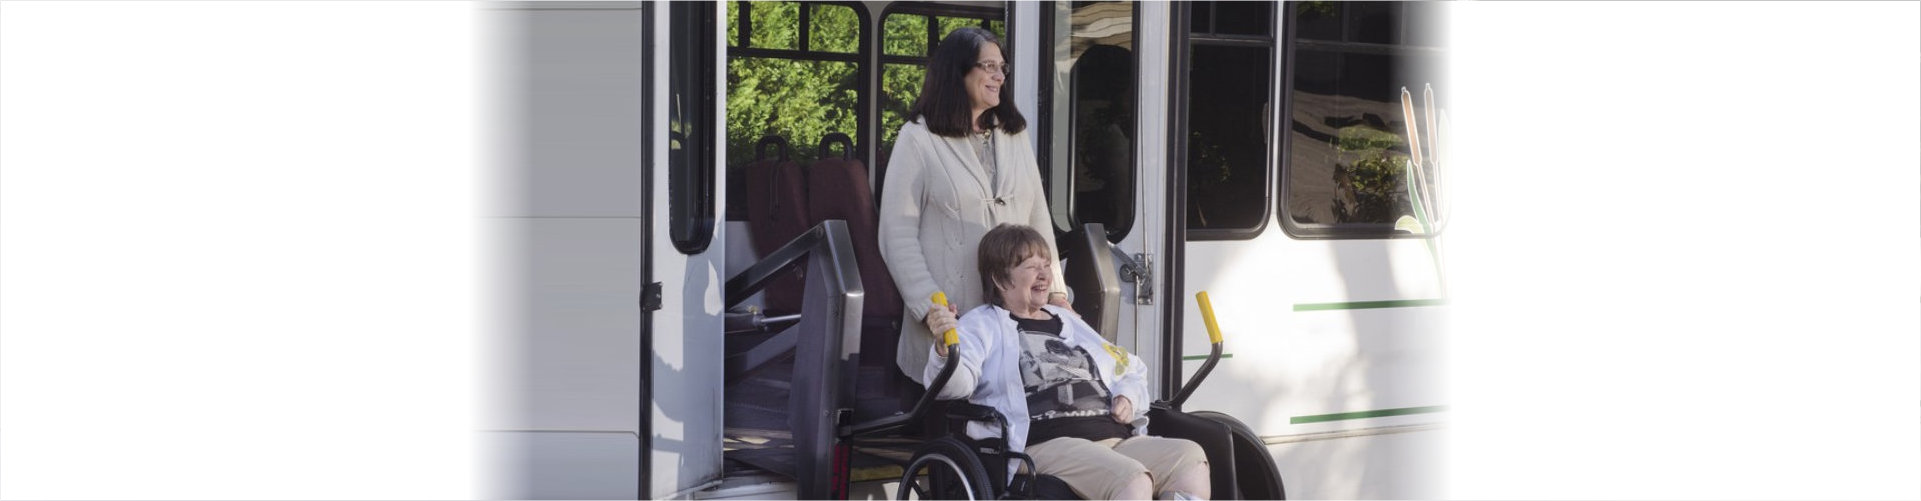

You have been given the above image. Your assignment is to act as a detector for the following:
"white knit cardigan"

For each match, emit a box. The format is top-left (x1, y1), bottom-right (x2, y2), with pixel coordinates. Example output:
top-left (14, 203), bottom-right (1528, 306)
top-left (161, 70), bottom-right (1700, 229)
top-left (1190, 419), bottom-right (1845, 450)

top-left (878, 120), bottom-right (1069, 384)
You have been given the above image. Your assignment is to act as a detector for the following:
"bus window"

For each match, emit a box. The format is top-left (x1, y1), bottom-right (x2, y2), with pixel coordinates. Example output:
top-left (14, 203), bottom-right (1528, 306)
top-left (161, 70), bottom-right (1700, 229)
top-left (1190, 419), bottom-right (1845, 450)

top-left (1041, 1), bottom-right (1137, 243)
top-left (1281, 1), bottom-right (1448, 239)
top-left (1182, 1), bottom-right (1275, 240)
top-left (875, 4), bottom-right (1003, 194)
top-left (725, 1), bottom-right (868, 167)
top-left (670, 1), bottom-right (717, 254)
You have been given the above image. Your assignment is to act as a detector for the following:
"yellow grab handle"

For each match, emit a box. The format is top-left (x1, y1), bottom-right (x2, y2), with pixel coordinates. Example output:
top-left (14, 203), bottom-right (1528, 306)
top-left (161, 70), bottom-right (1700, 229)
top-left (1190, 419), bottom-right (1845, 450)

top-left (1196, 291), bottom-right (1224, 345)
top-left (931, 292), bottom-right (958, 347)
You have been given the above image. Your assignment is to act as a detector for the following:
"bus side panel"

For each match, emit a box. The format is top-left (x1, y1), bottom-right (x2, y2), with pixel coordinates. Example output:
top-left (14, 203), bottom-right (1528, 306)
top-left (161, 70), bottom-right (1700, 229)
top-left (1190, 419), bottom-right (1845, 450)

top-left (485, 4), bottom-right (654, 498)
top-left (646, 1), bottom-right (730, 495)
top-left (1178, 235), bottom-right (1447, 498)
top-left (648, 245), bottom-right (726, 499)
top-left (1265, 426), bottom-right (1446, 499)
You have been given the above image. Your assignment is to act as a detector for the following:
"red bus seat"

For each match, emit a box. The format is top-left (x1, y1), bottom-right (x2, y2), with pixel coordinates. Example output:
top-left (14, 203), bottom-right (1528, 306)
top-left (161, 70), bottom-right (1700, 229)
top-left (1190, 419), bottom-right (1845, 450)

top-left (743, 135), bottom-right (810, 315)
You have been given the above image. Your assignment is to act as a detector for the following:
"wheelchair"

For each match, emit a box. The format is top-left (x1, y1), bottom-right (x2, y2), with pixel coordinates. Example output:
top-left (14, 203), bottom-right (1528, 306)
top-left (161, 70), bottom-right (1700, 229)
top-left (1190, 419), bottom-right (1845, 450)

top-left (723, 213), bottom-right (1283, 499)
top-left (883, 289), bottom-right (1286, 500)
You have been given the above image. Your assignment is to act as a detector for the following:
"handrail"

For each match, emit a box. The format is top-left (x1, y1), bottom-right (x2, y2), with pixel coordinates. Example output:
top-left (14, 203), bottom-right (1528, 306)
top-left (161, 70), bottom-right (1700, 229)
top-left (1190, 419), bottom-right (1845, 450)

top-left (720, 220), bottom-right (863, 500)
top-left (1169, 291), bottom-right (1225, 410)
top-left (723, 221), bottom-right (853, 308)
top-left (842, 293), bottom-right (961, 438)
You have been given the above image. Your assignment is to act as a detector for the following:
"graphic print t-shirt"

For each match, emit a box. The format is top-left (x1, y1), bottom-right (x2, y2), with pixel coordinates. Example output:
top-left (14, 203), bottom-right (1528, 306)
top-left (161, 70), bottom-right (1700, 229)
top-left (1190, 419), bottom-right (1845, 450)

top-left (1013, 311), bottom-right (1131, 445)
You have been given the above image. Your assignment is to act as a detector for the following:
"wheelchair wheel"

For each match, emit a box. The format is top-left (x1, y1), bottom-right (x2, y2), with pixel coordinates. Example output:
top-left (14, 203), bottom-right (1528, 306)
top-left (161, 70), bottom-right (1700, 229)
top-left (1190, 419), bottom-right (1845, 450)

top-left (897, 436), bottom-right (992, 500)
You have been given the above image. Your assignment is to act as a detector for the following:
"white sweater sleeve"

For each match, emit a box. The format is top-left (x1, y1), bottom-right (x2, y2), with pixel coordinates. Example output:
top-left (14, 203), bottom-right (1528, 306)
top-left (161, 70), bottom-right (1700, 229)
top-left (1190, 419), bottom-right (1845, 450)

top-left (878, 128), bottom-right (942, 323)
top-left (923, 310), bottom-right (993, 400)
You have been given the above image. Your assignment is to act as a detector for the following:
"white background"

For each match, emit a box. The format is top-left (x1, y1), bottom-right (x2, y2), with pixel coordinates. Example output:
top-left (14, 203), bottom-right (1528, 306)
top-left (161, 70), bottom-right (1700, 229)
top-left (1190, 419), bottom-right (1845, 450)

top-left (2, 1), bottom-right (1916, 499)
top-left (1445, 2), bottom-right (1919, 499)
top-left (1, 2), bottom-right (483, 499)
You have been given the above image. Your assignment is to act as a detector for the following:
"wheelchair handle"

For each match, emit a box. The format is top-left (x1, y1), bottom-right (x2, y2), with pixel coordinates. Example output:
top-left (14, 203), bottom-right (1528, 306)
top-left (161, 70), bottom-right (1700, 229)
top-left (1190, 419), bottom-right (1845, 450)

top-left (932, 291), bottom-right (959, 347)
top-left (1169, 291), bottom-right (1225, 410)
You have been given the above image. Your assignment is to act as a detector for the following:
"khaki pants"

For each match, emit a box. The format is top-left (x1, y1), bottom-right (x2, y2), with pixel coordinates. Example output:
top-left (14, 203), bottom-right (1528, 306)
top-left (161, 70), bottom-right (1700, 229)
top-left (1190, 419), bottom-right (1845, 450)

top-left (1023, 436), bottom-right (1208, 500)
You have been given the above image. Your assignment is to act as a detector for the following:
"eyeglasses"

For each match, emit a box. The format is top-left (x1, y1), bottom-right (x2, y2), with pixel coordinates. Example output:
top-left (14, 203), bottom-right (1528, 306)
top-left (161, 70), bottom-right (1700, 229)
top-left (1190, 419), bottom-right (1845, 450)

top-left (973, 61), bottom-right (1010, 76)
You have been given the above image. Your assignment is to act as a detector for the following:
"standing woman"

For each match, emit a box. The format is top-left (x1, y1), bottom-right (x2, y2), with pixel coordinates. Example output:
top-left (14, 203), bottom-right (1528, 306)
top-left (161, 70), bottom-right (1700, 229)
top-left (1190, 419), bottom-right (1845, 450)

top-left (880, 27), bottom-right (1072, 385)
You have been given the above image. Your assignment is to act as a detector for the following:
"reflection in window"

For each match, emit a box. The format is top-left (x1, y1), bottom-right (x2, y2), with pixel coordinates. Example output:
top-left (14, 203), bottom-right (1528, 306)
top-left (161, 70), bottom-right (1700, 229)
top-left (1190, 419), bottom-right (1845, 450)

top-left (670, 1), bottom-right (717, 254)
top-left (1042, 1), bottom-right (1136, 242)
top-left (1282, 1), bottom-right (1447, 237)
top-left (1212, 1), bottom-right (1272, 37)
top-left (1183, 1), bottom-right (1274, 238)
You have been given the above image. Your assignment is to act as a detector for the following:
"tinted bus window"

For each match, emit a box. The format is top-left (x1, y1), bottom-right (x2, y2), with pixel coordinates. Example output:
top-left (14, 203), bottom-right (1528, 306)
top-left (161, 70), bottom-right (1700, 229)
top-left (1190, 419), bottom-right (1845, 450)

top-left (1183, 1), bottom-right (1275, 239)
top-left (669, 1), bottom-right (716, 254)
top-left (1282, 1), bottom-right (1448, 238)
top-left (1042, 1), bottom-right (1137, 242)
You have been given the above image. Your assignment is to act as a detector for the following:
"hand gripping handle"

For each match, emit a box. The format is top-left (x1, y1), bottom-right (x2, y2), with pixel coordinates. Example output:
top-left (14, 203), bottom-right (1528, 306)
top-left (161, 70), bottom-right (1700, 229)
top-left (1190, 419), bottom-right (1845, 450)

top-left (931, 292), bottom-right (959, 347)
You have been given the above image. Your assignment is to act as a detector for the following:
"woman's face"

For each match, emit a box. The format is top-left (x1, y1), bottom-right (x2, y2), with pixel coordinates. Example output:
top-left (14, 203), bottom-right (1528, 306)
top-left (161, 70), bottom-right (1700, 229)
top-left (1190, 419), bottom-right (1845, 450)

top-left (965, 42), bottom-right (1005, 116)
top-left (997, 251), bottom-right (1053, 312)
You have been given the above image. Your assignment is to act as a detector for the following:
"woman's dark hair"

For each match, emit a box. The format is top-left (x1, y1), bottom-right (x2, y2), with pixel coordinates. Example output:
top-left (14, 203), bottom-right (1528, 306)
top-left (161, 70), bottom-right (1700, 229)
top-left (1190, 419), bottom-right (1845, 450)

top-left (905, 27), bottom-right (1026, 137)
top-left (977, 223), bottom-right (1050, 307)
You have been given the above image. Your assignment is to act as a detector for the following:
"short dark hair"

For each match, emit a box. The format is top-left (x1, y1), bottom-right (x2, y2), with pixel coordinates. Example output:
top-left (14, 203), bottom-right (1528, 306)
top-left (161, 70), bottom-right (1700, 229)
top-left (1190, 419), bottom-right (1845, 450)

top-left (977, 224), bottom-right (1050, 307)
top-left (905, 27), bottom-right (1026, 137)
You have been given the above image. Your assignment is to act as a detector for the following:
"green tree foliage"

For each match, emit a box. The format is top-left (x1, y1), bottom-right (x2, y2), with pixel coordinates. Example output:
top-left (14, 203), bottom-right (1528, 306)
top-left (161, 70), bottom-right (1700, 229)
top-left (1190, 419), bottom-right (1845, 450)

top-left (726, 2), bottom-right (859, 164)
top-left (879, 63), bottom-right (924, 156)
top-left (882, 13), bottom-right (926, 57)
top-left (725, 3), bottom-right (1004, 165)
top-left (937, 16), bottom-right (981, 39)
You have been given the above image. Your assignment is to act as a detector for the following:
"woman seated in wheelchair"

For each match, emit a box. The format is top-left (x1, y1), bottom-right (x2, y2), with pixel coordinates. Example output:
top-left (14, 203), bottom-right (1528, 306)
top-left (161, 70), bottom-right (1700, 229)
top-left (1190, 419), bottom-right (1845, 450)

top-left (924, 223), bottom-right (1210, 500)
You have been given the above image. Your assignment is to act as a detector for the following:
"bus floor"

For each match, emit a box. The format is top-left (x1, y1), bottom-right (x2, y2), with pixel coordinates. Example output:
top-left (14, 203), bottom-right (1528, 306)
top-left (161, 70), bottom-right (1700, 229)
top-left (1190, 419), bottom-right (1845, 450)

top-left (722, 355), bottom-right (924, 498)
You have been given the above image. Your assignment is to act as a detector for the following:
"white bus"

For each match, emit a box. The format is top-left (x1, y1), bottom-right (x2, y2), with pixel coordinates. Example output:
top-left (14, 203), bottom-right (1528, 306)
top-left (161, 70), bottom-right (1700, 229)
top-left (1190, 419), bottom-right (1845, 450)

top-left (486, 1), bottom-right (1448, 498)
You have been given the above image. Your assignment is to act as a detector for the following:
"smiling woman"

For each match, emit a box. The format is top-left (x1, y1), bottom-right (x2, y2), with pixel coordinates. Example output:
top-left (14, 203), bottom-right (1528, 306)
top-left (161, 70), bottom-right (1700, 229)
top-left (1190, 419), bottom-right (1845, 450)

top-left (878, 26), bottom-right (1071, 388)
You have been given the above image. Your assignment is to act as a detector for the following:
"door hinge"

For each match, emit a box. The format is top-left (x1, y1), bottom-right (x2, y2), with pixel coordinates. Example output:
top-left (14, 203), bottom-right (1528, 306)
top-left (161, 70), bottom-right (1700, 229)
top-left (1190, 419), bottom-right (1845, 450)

top-left (1112, 250), bottom-right (1154, 305)
top-left (640, 281), bottom-right (663, 312)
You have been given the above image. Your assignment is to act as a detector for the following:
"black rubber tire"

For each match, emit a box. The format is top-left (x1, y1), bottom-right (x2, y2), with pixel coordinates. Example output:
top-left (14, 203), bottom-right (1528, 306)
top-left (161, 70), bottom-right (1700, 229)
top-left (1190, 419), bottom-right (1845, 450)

top-left (1190, 411), bottom-right (1286, 500)
top-left (898, 436), bottom-right (993, 500)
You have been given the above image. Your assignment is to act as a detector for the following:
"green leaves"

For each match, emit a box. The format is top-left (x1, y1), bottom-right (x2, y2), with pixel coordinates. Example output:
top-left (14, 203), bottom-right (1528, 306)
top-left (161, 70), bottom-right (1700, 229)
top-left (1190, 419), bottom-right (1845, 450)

top-left (725, 1), bottom-right (862, 164)
top-left (883, 14), bottom-right (926, 56)
top-left (726, 58), bottom-right (858, 164)
top-left (724, 3), bottom-right (1005, 163)
top-left (1334, 125), bottom-right (1404, 152)
top-left (1329, 124), bottom-right (1411, 223)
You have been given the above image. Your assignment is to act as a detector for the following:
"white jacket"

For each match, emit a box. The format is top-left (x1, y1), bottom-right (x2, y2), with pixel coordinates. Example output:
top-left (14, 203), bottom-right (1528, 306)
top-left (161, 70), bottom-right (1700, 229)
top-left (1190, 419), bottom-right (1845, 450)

top-left (924, 304), bottom-right (1152, 459)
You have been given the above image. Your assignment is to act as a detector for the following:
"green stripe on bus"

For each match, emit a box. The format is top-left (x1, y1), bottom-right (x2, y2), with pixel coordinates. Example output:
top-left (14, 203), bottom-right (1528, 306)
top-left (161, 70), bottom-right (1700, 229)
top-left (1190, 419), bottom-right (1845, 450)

top-left (1290, 406), bottom-right (1447, 424)
top-left (1181, 353), bottom-right (1233, 361)
top-left (1293, 299), bottom-right (1448, 311)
